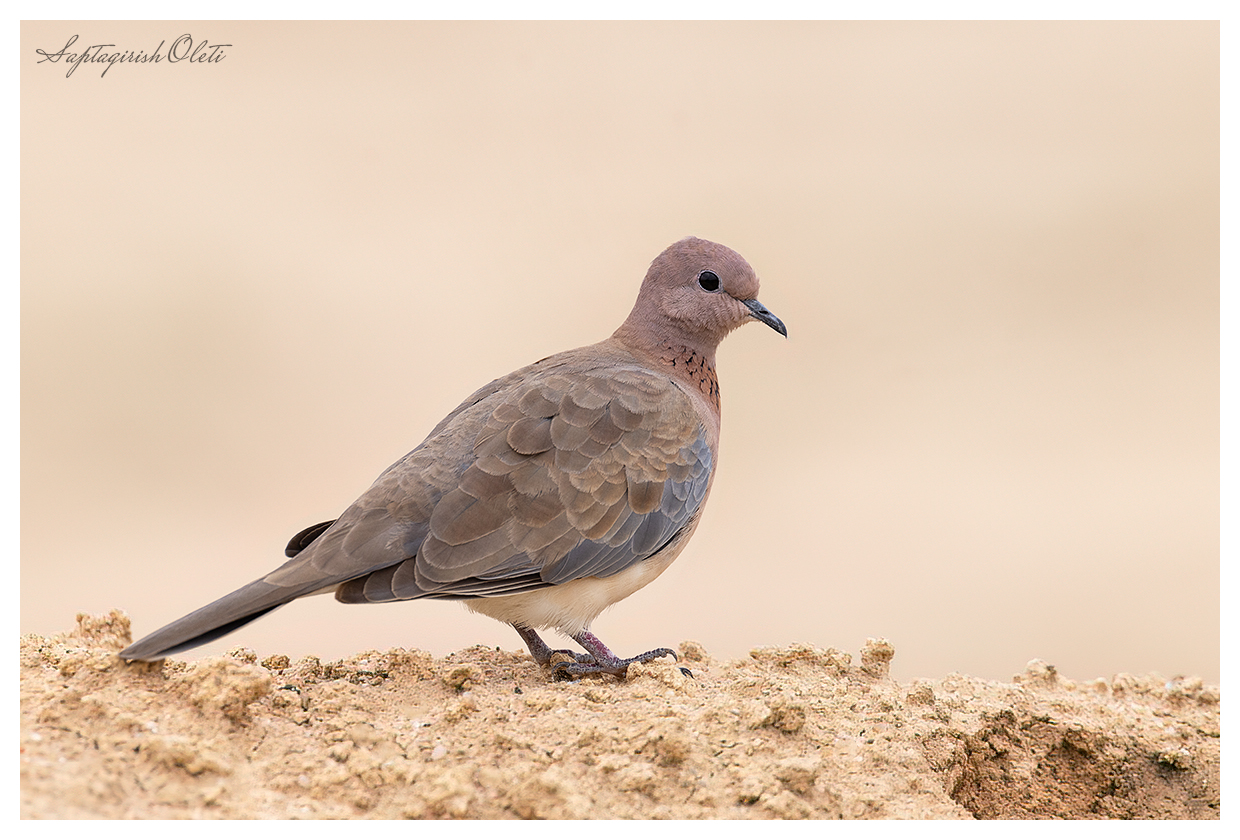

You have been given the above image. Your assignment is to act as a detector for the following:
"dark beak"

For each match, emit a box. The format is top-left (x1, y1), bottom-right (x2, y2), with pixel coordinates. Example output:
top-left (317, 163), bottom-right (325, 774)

top-left (742, 298), bottom-right (787, 337)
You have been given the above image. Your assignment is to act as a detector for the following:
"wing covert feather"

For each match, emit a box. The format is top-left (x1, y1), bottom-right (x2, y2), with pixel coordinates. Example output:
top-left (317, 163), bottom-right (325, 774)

top-left (333, 357), bottom-right (713, 604)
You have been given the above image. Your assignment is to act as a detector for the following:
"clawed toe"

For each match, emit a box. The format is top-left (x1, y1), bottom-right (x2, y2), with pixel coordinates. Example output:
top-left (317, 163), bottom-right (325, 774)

top-left (517, 627), bottom-right (684, 682)
top-left (551, 660), bottom-right (585, 681)
top-left (550, 646), bottom-right (678, 681)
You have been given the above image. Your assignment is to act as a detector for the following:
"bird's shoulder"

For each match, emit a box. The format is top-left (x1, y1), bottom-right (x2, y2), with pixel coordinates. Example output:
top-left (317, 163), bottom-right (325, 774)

top-left (355, 340), bottom-right (710, 529)
top-left (426, 340), bottom-right (703, 445)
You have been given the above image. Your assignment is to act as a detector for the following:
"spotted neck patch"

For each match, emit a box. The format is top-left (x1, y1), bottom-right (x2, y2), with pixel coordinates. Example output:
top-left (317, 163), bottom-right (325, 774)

top-left (659, 344), bottom-right (720, 412)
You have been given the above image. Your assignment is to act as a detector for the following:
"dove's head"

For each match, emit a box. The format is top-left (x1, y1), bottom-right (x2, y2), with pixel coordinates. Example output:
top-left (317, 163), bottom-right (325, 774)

top-left (614, 237), bottom-right (786, 357)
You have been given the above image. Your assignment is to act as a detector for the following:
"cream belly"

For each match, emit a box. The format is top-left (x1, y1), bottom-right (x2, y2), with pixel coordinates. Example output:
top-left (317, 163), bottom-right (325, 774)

top-left (463, 525), bottom-right (696, 636)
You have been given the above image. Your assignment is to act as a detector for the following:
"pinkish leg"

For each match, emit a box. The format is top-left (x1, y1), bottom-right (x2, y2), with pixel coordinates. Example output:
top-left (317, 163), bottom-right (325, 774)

top-left (513, 625), bottom-right (593, 666)
top-left (558, 630), bottom-right (682, 680)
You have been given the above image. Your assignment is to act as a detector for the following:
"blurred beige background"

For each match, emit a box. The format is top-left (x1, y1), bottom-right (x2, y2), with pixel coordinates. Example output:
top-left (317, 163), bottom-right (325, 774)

top-left (21, 21), bottom-right (1218, 683)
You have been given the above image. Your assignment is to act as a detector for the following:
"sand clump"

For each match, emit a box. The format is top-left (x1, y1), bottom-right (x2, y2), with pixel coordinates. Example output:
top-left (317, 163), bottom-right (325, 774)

top-left (20, 611), bottom-right (1219, 819)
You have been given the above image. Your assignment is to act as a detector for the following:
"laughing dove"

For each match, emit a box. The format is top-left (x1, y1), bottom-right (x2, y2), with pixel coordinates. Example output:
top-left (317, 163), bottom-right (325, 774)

top-left (120, 237), bottom-right (786, 678)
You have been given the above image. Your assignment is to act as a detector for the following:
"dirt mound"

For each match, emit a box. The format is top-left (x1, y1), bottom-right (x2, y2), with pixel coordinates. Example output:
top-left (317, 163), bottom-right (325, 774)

top-left (19, 611), bottom-right (1219, 819)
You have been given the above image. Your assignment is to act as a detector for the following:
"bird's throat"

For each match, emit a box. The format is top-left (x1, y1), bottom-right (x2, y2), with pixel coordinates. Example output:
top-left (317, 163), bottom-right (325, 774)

top-left (658, 344), bottom-right (720, 412)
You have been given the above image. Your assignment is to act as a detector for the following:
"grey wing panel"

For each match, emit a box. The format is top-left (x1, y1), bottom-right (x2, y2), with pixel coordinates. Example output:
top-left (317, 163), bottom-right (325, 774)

top-left (340, 429), bottom-right (712, 600)
top-left (334, 359), bottom-right (715, 604)
top-left (539, 435), bottom-right (711, 584)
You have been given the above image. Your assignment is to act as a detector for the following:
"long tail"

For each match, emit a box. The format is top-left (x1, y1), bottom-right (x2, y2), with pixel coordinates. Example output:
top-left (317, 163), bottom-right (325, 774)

top-left (119, 579), bottom-right (304, 661)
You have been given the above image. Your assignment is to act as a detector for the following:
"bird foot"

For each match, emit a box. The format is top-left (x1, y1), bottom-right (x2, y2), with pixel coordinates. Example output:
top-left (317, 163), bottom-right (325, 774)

top-left (545, 649), bottom-right (596, 666)
top-left (513, 626), bottom-right (595, 667)
top-left (514, 626), bottom-right (690, 682)
top-left (551, 646), bottom-right (680, 681)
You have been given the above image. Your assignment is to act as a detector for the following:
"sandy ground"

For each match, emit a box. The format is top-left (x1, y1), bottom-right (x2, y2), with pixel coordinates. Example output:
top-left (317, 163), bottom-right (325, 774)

top-left (20, 611), bottom-right (1219, 819)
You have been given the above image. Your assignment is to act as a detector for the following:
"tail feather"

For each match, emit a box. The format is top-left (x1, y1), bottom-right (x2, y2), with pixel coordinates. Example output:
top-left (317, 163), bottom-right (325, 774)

top-left (119, 579), bottom-right (302, 662)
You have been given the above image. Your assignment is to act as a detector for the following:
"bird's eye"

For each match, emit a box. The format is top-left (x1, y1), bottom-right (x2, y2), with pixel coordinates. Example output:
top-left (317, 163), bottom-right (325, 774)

top-left (697, 270), bottom-right (720, 292)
